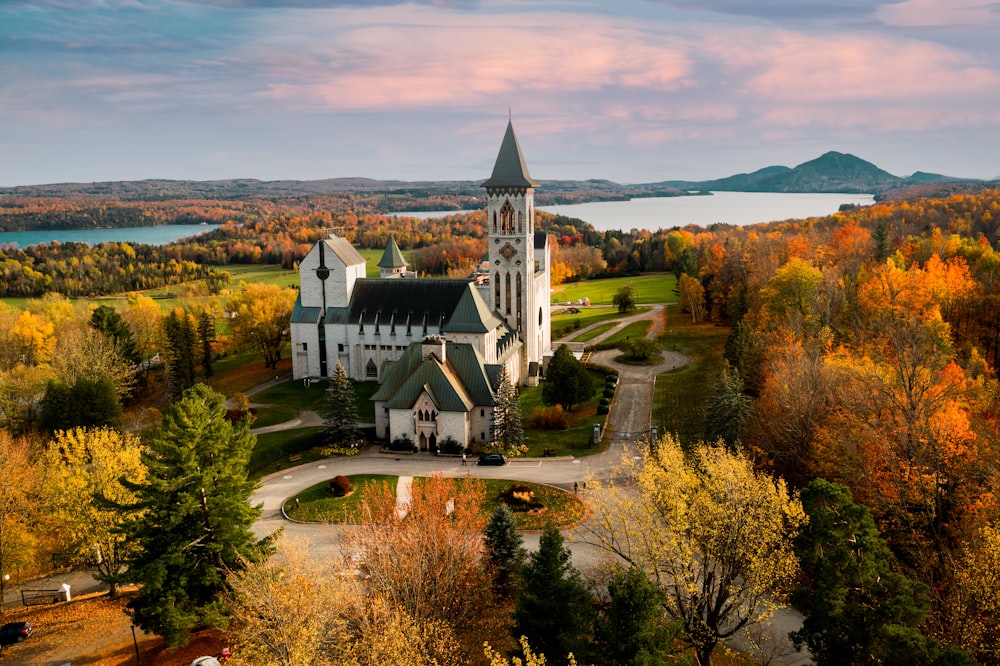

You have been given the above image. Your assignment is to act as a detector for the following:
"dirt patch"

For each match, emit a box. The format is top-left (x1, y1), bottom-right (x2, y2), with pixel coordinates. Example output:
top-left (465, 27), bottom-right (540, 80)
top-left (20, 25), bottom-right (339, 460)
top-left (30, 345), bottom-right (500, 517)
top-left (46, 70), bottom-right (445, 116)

top-left (2, 590), bottom-right (229, 666)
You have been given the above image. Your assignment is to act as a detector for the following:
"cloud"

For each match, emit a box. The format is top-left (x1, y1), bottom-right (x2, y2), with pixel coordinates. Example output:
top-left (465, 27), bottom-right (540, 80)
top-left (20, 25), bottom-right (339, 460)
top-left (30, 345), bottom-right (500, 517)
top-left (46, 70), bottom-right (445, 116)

top-left (652, 0), bottom-right (889, 21)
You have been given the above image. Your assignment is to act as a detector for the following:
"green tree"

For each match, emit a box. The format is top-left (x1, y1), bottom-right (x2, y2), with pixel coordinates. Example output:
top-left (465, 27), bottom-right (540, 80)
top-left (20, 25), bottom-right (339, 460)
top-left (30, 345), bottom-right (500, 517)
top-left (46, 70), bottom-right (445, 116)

top-left (619, 337), bottom-right (660, 361)
top-left (197, 311), bottom-right (215, 378)
top-left (543, 345), bottom-right (593, 411)
top-left (120, 384), bottom-right (268, 647)
top-left (594, 566), bottom-right (684, 666)
top-left (484, 504), bottom-right (526, 598)
top-left (163, 309), bottom-right (197, 401)
top-left (613, 285), bottom-right (636, 313)
top-left (513, 522), bottom-right (595, 664)
top-left (90, 304), bottom-right (141, 366)
top-left (493, 365), bottom-right (525, 455)
top-left (323, 361), bottom-right (360, 447)
top-left (39, 375), bottom-right (122, 432)
top-left (791, 479), bottom-right (968, 666)
top-left (703, 362), bottom-right (752, 451)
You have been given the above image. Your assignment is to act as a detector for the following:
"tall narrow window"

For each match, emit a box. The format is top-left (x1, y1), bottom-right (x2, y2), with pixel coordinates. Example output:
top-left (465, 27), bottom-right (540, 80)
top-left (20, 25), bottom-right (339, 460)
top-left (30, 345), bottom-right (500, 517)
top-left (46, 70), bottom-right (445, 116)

top-left (492, 210), bottom-right (497, 232)
top-left (505, 272), bottom-right (511, 314)
top-left (517, 210), bottom-right (522, 233)
top-left (516, 272), bottom-right (523, 331)
top-left (366, 358), bottom-right (377, 378)
top-left (494, 274), bottom-right (501, 310)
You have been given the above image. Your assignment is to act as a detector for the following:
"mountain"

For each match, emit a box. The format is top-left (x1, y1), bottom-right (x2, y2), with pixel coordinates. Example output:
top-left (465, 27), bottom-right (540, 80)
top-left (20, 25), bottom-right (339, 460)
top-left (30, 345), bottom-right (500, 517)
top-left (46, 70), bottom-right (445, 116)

top-left (646, 151), bottom-right (972, 195)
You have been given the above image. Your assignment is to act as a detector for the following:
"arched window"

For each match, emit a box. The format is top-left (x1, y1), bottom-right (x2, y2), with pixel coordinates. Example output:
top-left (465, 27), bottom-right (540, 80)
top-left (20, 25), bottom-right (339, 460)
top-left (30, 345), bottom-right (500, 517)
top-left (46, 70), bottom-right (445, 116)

top-left (505, 272), bottom-right (511, 314)
top-left (492, 210), bottom-right (497, 232)
top-left (366, 358), bottom-right (377, 378)
top-left (517, 210), bottom-right (522, 233)
top-left (539, 307), bottom-right (543, 325)
top-left (495, 274), bottom-right (501, 310)
top-left (500, 200), bottom-right (514, 234)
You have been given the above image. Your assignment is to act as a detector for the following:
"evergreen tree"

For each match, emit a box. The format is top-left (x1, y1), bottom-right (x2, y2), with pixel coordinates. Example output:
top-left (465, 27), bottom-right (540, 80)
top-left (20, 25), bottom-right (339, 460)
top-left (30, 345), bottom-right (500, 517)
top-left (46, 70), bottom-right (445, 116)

top-left (197, 311), bottom-right (215, 378)
top-left (323, 361), bottom-right (361, 446)
top-left (484, 504), bottom-right (526, 598)
top-left (703, 362), bottom-right (752, 451)
top-left (90, 304), bottom-right (141, 367)
top-left (492, 366), bottom-right (524, 455)
top-left (594, 566), bottom-right (681, 666)
top-left (120, 384), bottom-right (268, 647)
top-left (543, 344), bottom-right (593, 411)
top-left (791, 479), bottom-right (970, 666)
top-left (40, 375), bottom-right (122, 432)
top-left (513, 522), bottom-right (594, 663)
top-left (163, 310), bottom-right (197, 401)
top-left (872, 220), bottom-right (890, 262)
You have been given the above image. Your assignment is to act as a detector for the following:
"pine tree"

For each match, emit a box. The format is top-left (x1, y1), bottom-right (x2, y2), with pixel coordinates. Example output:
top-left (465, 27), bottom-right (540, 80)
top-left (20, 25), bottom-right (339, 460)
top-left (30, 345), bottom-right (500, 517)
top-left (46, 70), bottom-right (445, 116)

top-left (163, 309), bottom-right (197, 401)
top-left (513, 522), bottom-right (595, 663)
top-left (493, 366), bottom-right (524, 455)
top-left (594, 566), bottom-right (678, 666)
top-left (703, 362), bottom-right (752, 451)
top-left (120, 384), bottom-right (268, 647)
top-left (484, 504), bottom-right (526, 598)
top-left (323, 361), bottom-right (361, 447)
top-left (90, 304), bottom-right (141, 367)
top-left (197, 311), bottom-right (215, 378)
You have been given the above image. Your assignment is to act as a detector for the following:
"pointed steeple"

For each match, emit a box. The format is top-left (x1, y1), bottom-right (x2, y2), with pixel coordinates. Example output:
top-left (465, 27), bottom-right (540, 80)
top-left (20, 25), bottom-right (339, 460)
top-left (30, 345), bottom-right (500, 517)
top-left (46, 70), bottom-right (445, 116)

top-left (378, 236), bottom-right (407, 270)
top-left (481, 119), bottom-right (538, 189)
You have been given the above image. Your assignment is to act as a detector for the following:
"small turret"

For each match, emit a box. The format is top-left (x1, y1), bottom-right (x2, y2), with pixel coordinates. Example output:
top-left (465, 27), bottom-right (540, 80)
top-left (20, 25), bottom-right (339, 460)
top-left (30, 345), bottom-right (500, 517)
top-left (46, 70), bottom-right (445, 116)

top-left (378, 236), bottom-right (408, 278)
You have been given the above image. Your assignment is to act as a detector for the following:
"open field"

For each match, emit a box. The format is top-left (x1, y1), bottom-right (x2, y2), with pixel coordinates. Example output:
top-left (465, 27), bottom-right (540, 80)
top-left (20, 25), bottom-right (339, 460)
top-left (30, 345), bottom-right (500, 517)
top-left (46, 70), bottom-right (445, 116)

top-left (652, 305), bottom-right (730, 446)
top-left (551, 272), bottom-right (677, 305)
top-left (570, 322), bottom-right (616, 342)
top-left (551, 305), bottom-right (649, 340)
top-left (602, 320), bottom-right (652, 345)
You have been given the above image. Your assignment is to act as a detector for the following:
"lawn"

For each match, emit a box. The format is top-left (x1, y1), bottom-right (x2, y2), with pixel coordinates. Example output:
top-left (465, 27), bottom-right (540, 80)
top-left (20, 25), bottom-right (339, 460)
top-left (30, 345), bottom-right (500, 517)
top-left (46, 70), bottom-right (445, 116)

top-left (216, 264), bottom-right (299, 289)
top-left (570, 322), bottom-right (616, 343)
top-left (248, 426), bottom-right (326, 478)
top-left (551, 273), bottom-right (678, 305)
top-left (519, 369), bottom-right (607, 456)
top-left (283, 474), bottom-right (396, 522)
top-left (652, 304), bottom-right (730, 447)
top-left (285, 475), bottom-right (585, 529)
top-left (602, 320), bottom-right (652, 345)
top-left (249, 378), bottom-right (379, 423)
top-left (203, 351), bottom-right (292, 397)
top-left (551, 305), bottom-right (649, 340)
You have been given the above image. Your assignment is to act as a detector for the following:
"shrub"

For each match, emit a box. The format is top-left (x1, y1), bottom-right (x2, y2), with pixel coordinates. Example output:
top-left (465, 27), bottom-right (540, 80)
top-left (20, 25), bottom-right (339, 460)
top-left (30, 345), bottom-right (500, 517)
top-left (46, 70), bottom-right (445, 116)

top-left (599, 397), bottom-right (610, 406)
top-left (388, 434), bottom-right (414, 451)
top-left (500, 484), bottom-right (542, 512)
top-left (603, 387), bottom-right (615, 399)
top-left (439, 437), bottom-right (463, 454)
top-left (530, 405), bottom-right (569, 430)
top-left (597, 405), bottom-right (609, 415)
top-left (328, 475), bottom-right (352, 497)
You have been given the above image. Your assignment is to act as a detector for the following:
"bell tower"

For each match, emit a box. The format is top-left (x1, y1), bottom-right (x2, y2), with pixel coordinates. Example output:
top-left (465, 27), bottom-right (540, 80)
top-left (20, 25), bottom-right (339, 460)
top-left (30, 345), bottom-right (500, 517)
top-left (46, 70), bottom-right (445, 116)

top-left (482, 119), bottom-right (547, 379)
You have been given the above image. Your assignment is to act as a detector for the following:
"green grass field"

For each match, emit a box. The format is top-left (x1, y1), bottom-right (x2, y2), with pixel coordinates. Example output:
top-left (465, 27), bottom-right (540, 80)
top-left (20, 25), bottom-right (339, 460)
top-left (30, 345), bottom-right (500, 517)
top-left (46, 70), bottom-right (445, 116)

top-left (603, 320), bottom-right (652, 345)
top-left (652, 304), bottom-right (730, 447)
top-left (551, 273), bottom-right (678, 305)
top-left (570, 322), bottom-right (616, 343)
top-left (286, 475), bottom-right (585, 529)
top-left (249, 426), bottom-right (326, 478)
top-left (218, 264), bottom-right (300, 289)
top-left (519, 369), bottom-right (607, 456)
top-left (551, 305), bottom-right (650, 340)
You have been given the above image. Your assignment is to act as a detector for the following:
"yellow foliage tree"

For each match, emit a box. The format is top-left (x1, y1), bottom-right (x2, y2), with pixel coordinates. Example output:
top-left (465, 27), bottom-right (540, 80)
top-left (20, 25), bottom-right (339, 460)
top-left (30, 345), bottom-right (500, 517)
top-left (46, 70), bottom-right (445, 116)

top-left (225, 282), bottom-right (297, 369)
top-left (41, 427), bottom-right (145, 596)
top-left (584, 435), bottom-right (804, 666)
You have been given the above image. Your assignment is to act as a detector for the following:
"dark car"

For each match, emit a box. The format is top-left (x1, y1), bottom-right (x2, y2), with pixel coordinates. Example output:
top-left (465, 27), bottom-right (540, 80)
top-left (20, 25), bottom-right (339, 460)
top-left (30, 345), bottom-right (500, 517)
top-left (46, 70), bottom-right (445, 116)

top-left (478, 453), bottom-right (507, 466)
top-left (0, 622), bottom-right (31, 647)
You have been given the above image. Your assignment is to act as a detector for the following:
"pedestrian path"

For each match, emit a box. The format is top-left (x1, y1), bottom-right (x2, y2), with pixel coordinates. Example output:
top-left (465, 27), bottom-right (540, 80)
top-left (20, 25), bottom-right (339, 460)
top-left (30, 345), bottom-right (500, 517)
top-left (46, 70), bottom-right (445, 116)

top-left (395, 476), bottom-right (412, 518)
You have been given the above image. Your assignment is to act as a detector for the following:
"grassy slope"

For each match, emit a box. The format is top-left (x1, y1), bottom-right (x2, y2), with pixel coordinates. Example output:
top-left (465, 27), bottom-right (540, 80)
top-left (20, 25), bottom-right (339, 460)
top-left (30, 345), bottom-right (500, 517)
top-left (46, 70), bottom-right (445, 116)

top-left (551, 273), bottom-right (678, 305)
top-left (519, 369), bottom-right (607, 456)
top-left (652, 304), bottom-right (730, 446)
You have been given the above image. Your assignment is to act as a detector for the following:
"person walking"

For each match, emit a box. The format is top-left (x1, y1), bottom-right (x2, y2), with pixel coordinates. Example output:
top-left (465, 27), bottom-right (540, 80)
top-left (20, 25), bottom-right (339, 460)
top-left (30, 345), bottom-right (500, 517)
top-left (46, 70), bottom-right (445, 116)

top-left (462, 452), bottom-right (467, 466)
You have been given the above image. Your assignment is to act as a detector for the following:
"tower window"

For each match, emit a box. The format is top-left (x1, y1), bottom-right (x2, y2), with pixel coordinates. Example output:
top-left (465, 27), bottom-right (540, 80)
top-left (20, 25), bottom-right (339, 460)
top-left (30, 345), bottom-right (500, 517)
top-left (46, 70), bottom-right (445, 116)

top-left (500, 200), bottom-right (514, 234)
top-left (505, 272), bottom-right (511, 314)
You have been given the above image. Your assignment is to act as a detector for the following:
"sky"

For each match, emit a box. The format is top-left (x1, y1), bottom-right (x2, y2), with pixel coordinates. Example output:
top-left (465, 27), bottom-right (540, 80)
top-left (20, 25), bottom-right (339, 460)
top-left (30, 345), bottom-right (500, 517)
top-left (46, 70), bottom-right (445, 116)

top-left (3, 0), bottom-right (1000, 187)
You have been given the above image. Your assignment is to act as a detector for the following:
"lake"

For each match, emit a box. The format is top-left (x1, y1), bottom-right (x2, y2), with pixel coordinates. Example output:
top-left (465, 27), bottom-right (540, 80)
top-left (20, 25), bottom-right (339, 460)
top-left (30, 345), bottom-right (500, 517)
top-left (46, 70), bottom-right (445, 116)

top-left (0, 223), bottom-right (221, 248)
top-left (395, 191), bottom-right (876, 231)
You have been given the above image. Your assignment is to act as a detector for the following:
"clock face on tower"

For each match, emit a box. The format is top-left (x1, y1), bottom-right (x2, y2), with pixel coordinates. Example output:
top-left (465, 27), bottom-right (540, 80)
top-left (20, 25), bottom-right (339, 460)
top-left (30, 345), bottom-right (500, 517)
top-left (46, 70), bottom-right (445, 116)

top-left (499, 242), bottom-right (517, 261)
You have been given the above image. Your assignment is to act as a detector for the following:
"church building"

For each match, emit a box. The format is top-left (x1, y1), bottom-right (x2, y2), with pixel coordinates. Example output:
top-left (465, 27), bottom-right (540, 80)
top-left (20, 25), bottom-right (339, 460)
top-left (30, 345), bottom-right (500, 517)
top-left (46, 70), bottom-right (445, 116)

top-left (289, 120), bottom-right (551, 450)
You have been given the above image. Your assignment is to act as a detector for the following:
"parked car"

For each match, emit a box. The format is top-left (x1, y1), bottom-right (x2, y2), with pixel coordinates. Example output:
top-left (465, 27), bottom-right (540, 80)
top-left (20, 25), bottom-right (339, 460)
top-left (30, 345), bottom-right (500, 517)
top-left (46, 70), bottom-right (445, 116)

top-left (478, 453), bottom-right (507, 466)
top-left (0, 622), bottom-right (31, 647)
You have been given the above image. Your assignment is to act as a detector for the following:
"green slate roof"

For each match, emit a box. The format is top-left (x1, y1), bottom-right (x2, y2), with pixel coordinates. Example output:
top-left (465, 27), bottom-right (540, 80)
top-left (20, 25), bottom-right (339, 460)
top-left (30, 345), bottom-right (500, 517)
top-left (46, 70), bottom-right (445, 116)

top-left (378, 236), bottom-right (407, 269)
top-left (481, 120), bottom-right (538, 189)
top-left (291, 296), bottom-right (322, 324)
top-left (372, 341), bottom-right (497, 412)
top-left (442, 284), bottom-right (502, 334)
